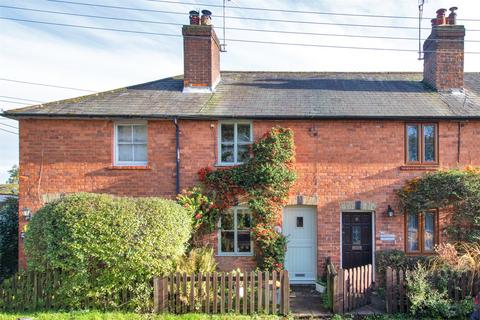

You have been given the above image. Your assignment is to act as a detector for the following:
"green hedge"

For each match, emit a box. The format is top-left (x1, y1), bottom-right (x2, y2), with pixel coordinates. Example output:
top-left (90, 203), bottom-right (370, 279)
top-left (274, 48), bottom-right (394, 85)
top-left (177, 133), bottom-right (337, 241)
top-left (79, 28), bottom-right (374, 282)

top-left (24, 193), bottom-right (192, 311)
top-left (376, 249), bottom-right (431, 274)
top-left (0, 197), bottom-right (18, 282)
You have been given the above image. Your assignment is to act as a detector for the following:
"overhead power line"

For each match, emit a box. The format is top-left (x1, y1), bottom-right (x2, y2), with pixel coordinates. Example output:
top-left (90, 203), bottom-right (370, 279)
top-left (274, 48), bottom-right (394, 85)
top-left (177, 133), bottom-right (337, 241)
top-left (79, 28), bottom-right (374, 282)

top-left (0, 99), bottom-right (32, 105)
top-left (2, 17), bottom-right (480, 54)
top-left (45, 1), bottom-right (480, 31)
top-left (0, 95), bottom-right (44, 103)
top-left (0, 77), bottom-right (96, 92)
top-left (0, 123), bottom-right (18, 130)
top-left (0, 127), bottom-right (18, 135)
top-left (141, 0), bottom-right (480, 22)
top-left (2, 5), bottom-right (479, 43)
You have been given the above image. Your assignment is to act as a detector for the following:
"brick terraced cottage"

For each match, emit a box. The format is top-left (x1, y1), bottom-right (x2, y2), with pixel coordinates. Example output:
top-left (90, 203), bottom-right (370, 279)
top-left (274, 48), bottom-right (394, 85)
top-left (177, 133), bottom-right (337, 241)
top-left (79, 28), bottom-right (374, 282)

top-left (4, 8), bottom-right (480, 283)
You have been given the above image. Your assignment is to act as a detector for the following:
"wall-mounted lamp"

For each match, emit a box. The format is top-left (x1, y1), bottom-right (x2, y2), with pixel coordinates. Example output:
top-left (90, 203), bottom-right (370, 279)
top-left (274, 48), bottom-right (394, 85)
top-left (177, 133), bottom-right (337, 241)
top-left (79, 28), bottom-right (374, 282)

top-left (22, 207), bottom-right (31, 221)
top-left (386, 205), bottom-right (395, 217)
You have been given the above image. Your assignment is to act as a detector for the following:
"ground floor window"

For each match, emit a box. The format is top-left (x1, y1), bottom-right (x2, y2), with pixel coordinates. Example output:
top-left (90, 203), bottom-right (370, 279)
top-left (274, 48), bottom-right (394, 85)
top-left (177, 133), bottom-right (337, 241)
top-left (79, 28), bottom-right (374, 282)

top-left (406, 210), bottom-right (438, 254)
top-left (218, 207), bottom-right (253, 255)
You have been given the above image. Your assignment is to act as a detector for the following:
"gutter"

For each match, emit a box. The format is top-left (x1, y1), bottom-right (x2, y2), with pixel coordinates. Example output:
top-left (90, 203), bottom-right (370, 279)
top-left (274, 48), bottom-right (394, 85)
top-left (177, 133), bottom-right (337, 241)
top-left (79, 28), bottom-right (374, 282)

top-left (5, 113), bottom-right (480, 121)
top-left (174, 117), bottom-right (180, 196)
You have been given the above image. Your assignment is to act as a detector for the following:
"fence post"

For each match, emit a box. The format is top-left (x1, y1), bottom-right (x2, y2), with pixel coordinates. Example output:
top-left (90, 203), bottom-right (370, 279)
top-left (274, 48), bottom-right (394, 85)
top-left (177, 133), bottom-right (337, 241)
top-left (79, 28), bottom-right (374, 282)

top-left (333, 270), bottom-right (344, 314)
top-left (153, 277), bottom-right (167, 313)
top-left (283, 271), bottom-right (290, 315)
top-left (385, 267), bottom-right (391, 313)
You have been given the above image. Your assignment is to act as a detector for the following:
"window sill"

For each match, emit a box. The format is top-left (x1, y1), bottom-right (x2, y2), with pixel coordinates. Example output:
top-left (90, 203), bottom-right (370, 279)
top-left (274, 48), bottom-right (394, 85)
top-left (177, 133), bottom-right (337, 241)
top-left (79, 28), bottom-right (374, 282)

top-left (216, 253), bottom-right (254, 257)
top-left (215, 163), bottom-right (243, 167)
top-left (107, 165), bottom-right (151, 170)
top-left (400, 165), bottom-right (439, 171)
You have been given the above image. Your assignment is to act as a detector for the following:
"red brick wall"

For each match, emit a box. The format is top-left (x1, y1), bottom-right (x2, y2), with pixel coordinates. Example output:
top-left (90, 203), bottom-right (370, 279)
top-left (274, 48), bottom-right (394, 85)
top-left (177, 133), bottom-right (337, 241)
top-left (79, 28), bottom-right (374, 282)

top-left (18, 119), bottom-right (480, 274)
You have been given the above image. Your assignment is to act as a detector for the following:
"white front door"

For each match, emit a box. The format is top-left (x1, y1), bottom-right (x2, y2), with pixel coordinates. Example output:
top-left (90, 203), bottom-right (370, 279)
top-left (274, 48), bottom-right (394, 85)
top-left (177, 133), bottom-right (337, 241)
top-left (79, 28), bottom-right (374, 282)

top-left (283, 206), bottom-right (317, 283)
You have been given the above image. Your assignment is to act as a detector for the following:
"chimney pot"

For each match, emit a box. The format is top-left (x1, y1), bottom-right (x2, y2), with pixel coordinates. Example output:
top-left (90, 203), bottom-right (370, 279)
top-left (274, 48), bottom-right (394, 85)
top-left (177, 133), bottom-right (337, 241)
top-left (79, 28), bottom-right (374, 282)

top-left (189, 10), bottom-right (200, 25)
top-left (436, 8), bottom-right (447, 25)
top-left (201, 10), bottom-right (212, 26)
top-left (448, 7), bottom-right (458, 25)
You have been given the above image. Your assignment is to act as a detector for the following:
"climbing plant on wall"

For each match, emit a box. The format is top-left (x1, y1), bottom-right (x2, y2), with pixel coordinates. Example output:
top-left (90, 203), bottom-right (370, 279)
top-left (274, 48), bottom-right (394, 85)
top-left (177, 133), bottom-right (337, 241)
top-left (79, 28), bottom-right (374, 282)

top-left (178, 127), bottom-right (296, 271)
top-left (397, 167), bottom-right (480, 242)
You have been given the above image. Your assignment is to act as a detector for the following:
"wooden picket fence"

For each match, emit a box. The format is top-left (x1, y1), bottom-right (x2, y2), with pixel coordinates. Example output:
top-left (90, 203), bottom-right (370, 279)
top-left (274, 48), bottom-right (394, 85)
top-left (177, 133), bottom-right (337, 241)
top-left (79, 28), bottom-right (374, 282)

top-left (385, 267), bottom-right (480, 313)
top-left (153, 271), bottom-right (290, 315)
top-left (0, 269), bottom-right (142, 312)
top-left (0, 270), bottom-right (63, 312)
top-left (327, 261), bottom-right (373, 314)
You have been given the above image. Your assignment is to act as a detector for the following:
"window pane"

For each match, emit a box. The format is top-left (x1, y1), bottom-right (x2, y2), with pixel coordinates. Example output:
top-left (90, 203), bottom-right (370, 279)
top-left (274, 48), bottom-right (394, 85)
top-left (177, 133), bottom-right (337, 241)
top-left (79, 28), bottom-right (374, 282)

top-left (221, 214), bottom-right (234, 230)
top-left (221, 124), bottom-right (234, 143)
top-left (407, 125), bottom-right (419, 162)
top-left (352, 226), bottom-right (361, 245)
top-left (221, 231), bottom-right (235, 252)
top-left (407, 213), bottom-right (419, 251)
top-left (424, 212), bottom-right (435, 251)
top-left (221, 144), bottom-right (234, 163)
top-left (424, 125), bottom-right (436, 162)
top-left (237, 211), bottom-right (251, 230)
top-left (237, 145), bottom-right (250, 163)
top-left (296, 217), bottom-right (304, 228)
top-left (237, 124), bottom-right (251, 143)
top-left (237, 231), bottom-right (251, 253)
top-left (118, 145), bottom-right (133, 161)
top-left (133, 144), bottom-right (147, 162)
top-left (118, 125), bottom-right (132, 143)
top-left (133, 125), bottom-right (147, 143)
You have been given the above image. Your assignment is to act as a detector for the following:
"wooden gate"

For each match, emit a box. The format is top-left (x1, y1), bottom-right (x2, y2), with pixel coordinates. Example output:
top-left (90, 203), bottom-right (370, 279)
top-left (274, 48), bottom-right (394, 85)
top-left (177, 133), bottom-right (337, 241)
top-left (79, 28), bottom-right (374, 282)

top-left (327, 261), bottom-right (373, 314)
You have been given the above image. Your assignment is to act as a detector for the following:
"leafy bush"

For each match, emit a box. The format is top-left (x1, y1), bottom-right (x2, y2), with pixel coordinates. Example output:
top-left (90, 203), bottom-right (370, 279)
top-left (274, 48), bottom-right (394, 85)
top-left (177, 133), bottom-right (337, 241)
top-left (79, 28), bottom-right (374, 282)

top-left (177, 187), bottom-right (221, 246)
top-left (24, 193), bottom-right (192, 311)
top-left (0, 197), bottom-right (18, 281)
top-left (176, 247), bottom-right (217, 274)
top-left (406, 263), bottom-right (474, 319)
top-left (376, 250), bottom-right (432, 274)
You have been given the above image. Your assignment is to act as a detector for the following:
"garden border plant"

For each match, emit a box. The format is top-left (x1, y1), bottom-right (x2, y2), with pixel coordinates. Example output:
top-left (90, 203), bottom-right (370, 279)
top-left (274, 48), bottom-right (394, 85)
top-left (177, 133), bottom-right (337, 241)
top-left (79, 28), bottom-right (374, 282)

top-left (178, 127), bottom-right (296, 271)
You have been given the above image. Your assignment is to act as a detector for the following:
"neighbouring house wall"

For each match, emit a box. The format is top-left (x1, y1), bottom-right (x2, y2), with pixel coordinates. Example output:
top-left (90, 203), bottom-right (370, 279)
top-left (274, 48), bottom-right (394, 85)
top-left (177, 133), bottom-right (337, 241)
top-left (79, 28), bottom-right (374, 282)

top-left (18, 119), bottom-right (480, 273)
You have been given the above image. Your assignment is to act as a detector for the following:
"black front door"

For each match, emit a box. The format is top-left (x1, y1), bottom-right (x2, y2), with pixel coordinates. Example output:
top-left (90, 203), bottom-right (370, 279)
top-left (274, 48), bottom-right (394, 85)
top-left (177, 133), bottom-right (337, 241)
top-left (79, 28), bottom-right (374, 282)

top-left (342, 212), bottom-right (372, 269)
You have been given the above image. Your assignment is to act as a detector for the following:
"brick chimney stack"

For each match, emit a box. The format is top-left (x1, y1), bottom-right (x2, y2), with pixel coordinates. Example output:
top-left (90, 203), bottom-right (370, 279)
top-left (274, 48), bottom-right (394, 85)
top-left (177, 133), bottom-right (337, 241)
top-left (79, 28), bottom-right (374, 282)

top-left (182, 10), bottom-right (221, 93)
top-left (423, 7), bottom-right (465, 91)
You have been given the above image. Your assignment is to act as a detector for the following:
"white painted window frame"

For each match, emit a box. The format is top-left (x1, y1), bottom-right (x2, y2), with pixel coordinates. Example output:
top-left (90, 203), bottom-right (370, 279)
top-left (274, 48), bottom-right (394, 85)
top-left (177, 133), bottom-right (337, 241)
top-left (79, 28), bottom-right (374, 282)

top-left (217, 121), bottom-right (253, 166)
top-left (114, 121), bottom-right (148, 166)
top-left (217, 207), bottom-right (254, 257)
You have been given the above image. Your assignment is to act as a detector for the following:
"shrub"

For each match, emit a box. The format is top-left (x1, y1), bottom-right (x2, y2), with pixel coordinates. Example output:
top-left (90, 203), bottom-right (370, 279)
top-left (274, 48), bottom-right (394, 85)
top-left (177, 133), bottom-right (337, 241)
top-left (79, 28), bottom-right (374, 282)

top-left (24, 193), bottom-right (192, 311)
top-left (0, 197), bottom-right (18, 281)
top-left (376, 249), bottom-right (431, 287)
top-left (176, 247), bottom-right (217, 274)
top-left (406, 263), bottom-right (474, 319)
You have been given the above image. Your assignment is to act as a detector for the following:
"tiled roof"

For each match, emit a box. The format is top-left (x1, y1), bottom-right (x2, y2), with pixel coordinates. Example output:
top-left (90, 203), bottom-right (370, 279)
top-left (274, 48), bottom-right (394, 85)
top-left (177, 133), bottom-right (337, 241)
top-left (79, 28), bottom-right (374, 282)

top-left (4, 72), bottom-right (480, 119)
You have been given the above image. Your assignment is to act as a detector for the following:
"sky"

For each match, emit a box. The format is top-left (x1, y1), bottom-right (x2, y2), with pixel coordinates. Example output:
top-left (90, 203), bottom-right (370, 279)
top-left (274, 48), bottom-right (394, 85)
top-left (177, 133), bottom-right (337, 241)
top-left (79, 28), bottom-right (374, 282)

top-left (0, 0), bottom-right (480, 182)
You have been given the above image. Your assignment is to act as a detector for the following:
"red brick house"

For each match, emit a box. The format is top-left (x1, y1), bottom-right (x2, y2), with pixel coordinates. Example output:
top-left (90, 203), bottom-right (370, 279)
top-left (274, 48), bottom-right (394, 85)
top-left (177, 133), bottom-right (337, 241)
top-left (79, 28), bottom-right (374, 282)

top-left (4, 9), bottom-right (480, 283)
